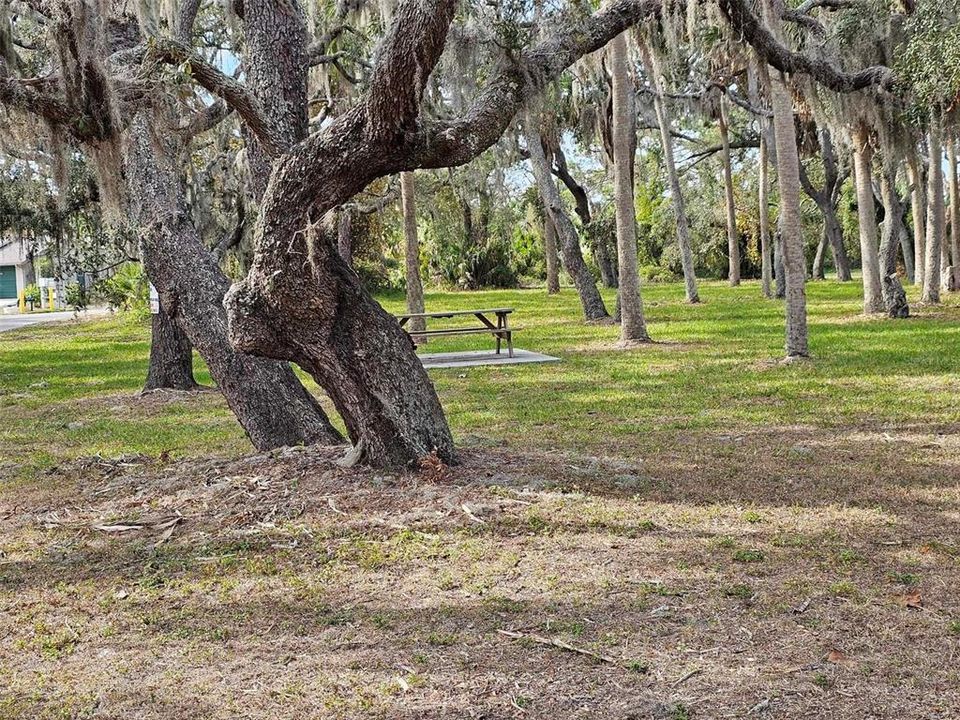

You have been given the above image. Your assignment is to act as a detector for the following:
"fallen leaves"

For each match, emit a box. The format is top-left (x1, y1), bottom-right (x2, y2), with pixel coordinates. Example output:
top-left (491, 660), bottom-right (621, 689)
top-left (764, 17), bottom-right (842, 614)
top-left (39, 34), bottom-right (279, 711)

top-left (901, 589), bottom-right (923, 609)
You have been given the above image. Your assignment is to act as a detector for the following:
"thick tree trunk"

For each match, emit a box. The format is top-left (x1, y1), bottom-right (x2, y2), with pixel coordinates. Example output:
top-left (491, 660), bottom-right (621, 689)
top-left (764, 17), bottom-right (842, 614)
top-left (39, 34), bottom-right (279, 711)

top-left (525, 111), bottom-right (609, 321)
top-left (143, 300), bottom-right (199, 391)
top-left (769, 69), bottom-right (808, 357)
top-left (947, 133), bottom-right (960, 289)
top-left (879, 165), bottom-right (909, 318)
top-left (641, 40), bottom-right (698, 303)
top-left (400, 171), bottom-right (426, 333)
top-left (610, 32), bottom-right (650, 342)
top-left (906, 152), bottom-right (926, 289)
top-left (922, 115), bottom-right (945, 304)
top-left (544, 216), bottom-right (561, 294)
top-left (719, 95), bottom-right (741, 286)
top-left (126, 115), bottom-right (342, 450)
top-left (759, 131), bottom-right (773, 298)
top-left (852, 124), bottom-right (884, 313)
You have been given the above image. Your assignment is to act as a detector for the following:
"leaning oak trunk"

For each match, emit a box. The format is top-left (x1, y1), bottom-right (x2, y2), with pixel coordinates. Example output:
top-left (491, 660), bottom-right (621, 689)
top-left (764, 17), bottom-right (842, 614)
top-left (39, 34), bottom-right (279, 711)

top-left (525, 111), bottom-right (609, 321)
top-left (143, 299), bottom-right (199, 391)
top-left (126, 115), bottom-right (343, 450)
top-left (811, 233), bottom-right (827, 280)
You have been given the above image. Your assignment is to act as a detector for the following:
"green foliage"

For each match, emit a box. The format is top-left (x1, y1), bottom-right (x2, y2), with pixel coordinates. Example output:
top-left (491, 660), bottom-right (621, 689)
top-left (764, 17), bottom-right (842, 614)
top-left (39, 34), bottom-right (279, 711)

top-left (22, 283), bottom-right (41, 308)
top-left (94, 263), bottom-right (149, 319)
top-left (65, 283), bottom-right (87, 312)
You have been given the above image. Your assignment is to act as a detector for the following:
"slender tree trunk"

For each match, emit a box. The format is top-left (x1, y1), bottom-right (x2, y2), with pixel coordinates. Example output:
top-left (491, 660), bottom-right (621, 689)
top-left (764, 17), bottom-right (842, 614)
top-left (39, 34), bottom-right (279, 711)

top-left (544, 216), bottom-right (560, 294)
top-left (719, 95), bottom-right (741, 286)
top-left (759, 131), bottom-right (773, 298)
top-left (947, 132), bottom-right (960, 289)
top-left (126, 114), bottom-right (343, 450)
top-left (906, 152), bottom-right (926, 288)
top-left (922, 115), bottom-right (945, 304)
top-left (823, 203), bottom-right (849, 280)
top-left (400, 171), bottom-right (426, 333)
top-left (525, 111), bottom-right (609, 321)
top-left (769, 70), bottom-right (808, 357)
top-left (641, 41), bottom-right (698, 303)
top-left (899, 219), bottom-right (915, 285)
top-left (338, 210), bottom-right (353, 267)
top-left (594, 236), bottom-right (619, 289)
top-left (878, 164), bottom-right (909, 318)
top-left (811, 232), bottom-right (827, 280)
top-left (143, 300), bottom-right (199, 391)
top-left (852, 123), bottom-right (885, 313)
top-left (610, 32), bottom-right (650, 342)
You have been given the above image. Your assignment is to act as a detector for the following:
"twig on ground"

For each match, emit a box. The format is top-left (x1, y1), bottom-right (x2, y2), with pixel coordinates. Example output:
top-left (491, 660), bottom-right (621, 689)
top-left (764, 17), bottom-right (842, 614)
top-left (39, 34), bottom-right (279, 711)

top-left (672, 667), bottom-right (702, 687)
top-left (496, 628), bottom-right (616, 664)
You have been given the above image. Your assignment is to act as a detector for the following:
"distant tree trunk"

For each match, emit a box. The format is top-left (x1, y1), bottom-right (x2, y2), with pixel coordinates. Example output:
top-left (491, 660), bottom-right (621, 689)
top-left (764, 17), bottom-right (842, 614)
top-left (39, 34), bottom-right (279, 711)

top-left (544, 216), bottom-right (560, 294)
top-left (719, 95), bottom-right (741, 286)
top-left (811, 233), bottom-right (827, 280)
top-left (769, 69), bottom-right (808, 357)
top-left (852, 123), bottom-right (884, 313)
top-left (759, 130), bottom-right (773, 298)
top-left (947, 133), bottom-right (960, 289)
top-left (144, 300), bottom-right (199, 391)
top-left (594, 236), bottom-right (619, 289)
top-left (400, 171), bottom-right (426, 334)
top-left (906, 152), bottom-right (925, 288)
top-left (338, 210), bottom-right (353, 267)
top-left (878, 165), bottom-right (909, 318)
top-left (899, 219), bottom-right (915, 285)
top-left (610, 32), bottom-right (650, 342)
top-left (525, 110), bottom-right (609, 321)
top-left (641, 40), bottom-right (699, 303)
top-left (922, 114), bottom-right (945, 304)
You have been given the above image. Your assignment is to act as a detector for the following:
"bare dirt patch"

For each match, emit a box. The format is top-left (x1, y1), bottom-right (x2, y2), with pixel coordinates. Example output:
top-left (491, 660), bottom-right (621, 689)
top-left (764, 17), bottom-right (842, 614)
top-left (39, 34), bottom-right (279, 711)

top-left (1, 433), bottom-right (958, 719)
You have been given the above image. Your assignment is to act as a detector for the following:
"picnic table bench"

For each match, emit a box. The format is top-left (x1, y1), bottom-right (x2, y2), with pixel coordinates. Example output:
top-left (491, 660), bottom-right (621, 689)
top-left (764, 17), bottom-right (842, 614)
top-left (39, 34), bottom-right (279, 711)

top-left (396, 307), bottom-right (519, 357)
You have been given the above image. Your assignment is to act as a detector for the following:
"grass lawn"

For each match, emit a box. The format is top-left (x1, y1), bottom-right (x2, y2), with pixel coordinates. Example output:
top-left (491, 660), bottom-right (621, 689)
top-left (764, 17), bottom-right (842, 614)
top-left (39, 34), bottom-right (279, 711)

top-left (1, 279), bottom-right (959, 718)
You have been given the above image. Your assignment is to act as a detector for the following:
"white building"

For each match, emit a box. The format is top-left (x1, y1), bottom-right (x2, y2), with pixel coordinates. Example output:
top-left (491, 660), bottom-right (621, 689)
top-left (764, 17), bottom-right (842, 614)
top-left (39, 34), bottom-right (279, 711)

top-left (0, 238), bottom-right (35, 309)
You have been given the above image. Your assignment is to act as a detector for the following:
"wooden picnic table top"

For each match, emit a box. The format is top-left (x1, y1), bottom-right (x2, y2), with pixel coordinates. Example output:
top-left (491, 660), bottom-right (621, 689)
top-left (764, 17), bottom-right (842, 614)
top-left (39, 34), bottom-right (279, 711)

top-left (396, 307), bottom-right (514, 320)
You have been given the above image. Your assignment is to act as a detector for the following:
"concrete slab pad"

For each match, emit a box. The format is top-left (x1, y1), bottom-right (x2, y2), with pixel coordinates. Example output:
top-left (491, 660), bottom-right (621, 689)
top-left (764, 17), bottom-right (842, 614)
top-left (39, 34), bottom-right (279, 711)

top-left (418, 348), bottom-right (560, 369)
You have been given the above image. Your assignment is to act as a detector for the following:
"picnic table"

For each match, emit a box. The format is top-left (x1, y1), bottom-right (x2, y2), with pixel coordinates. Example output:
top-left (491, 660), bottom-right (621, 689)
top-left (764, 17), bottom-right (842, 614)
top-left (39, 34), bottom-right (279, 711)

top-left (396, 307), bottom-right (518, 357)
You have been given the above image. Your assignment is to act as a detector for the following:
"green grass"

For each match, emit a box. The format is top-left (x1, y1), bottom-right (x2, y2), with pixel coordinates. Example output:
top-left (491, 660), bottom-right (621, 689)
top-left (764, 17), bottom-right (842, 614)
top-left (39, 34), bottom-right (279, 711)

top-left (2, 279), bottom-right (960, 476)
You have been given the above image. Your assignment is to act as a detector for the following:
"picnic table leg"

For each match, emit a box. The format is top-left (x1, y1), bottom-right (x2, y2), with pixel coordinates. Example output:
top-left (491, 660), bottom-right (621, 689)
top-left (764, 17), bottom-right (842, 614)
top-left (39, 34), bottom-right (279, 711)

top-left (496, 332), bottom-right (502, 355)
top-left (507, 330), bottom-right (513, 358)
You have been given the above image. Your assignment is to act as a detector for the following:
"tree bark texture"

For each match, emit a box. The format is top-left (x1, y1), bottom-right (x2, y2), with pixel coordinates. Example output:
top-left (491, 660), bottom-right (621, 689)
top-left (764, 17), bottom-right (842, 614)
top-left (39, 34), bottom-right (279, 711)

top-left (400, 171), bottom-right (427, 333)
top-left (338, 209), bottom-right (353, 267)
top-left (125, 114), bottom-right (343, 450)
top-left (878, 166), bottom-right (909, 318)
top-left (769, 70), bottom-right (808, 357)
top-left (759, 131), bottom-right (773, 298)
top-left (947, 133), bottom-right (960, 289)
top-left (852, 124), bottom-right (884, 313)
top-left (143, 299), bottom-right (199, 392)
top-left (922, 116), bottom-right (945, 304)
top-left (544, 216), bottom-right (561, 294)
top-left (906, 152), bottom-right (926, 289)
top-left (719, 95), bottom-right (741, 286)
top-left (610, 32), bottom-right (650, 342)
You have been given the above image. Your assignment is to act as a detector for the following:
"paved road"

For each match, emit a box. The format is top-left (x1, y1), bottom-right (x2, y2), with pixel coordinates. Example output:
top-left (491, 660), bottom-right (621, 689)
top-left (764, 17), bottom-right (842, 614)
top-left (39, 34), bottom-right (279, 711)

top-left (0, 309), bottom-right (107, 333)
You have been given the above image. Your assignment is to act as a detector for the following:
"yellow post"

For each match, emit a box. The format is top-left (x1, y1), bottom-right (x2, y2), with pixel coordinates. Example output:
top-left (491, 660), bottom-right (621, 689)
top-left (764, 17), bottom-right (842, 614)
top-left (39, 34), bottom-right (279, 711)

top-left (18, 291), bottom-right (26, 314)
top-left (48, 286), bottom-right (55, 310)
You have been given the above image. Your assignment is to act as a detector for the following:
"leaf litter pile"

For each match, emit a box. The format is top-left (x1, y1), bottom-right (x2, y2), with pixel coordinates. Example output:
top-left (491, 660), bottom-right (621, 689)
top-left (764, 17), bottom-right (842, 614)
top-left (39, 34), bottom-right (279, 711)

top-left (1, 432), bottom-right (959, 719)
